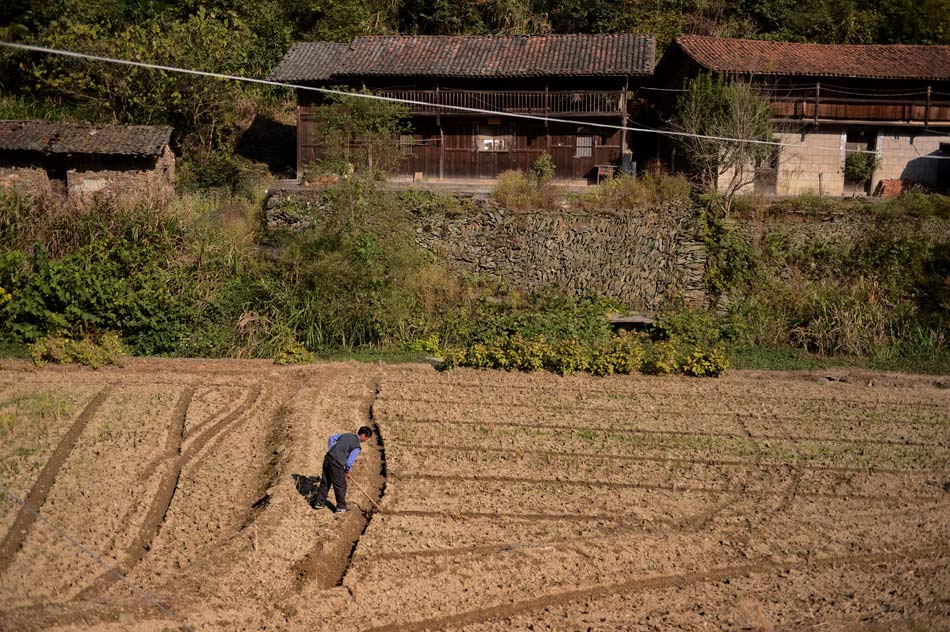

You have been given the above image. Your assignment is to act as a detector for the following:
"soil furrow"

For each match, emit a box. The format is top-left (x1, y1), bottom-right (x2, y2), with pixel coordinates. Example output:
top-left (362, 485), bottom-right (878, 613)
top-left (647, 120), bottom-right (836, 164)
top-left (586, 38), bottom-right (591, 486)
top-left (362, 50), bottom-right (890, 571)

top-left (363, 546), bottom-right (940, 632)
top-left (400, 443), bottom-right (928, 475)
top-left (392, 472), bottom-right (942, 502)
top-left (380, 393), bottom-right (950, 415)
top-left (181, 387), bottom-right (250, 443)
top-left (390, 416), bottom-right (942, 447)
top-left (0, 387), bottom-right (112, 575)
top-left (380, 380), bottom-right (950, 409)
top-left (380, 508), bottom-right (627, 523)
top-left (292, 380), bottom-right (385, 591)
top-left (78, 387), bottom-right (195, 597)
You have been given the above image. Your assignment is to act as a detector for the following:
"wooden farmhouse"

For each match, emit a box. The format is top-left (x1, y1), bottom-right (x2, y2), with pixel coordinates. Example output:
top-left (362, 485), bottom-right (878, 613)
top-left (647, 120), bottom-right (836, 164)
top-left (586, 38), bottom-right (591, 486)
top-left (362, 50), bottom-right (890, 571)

top-left (653, 36), bottom-right (950, 196)
top-left (270, 34), bottom-right (655, 182)
top-left (0, 120), bottom-right (175, 202)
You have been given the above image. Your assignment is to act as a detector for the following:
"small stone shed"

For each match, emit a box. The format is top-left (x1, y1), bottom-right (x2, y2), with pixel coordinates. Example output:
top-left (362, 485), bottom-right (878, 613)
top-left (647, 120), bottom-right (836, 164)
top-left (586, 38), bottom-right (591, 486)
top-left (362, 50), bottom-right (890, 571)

top-left (0, 120), bottom-right (175, 202)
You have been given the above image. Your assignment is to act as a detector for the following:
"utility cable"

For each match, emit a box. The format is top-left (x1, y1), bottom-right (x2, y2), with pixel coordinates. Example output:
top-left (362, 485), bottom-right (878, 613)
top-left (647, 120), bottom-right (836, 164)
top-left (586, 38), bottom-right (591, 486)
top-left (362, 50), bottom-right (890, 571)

top-left (2, 41), bottom-right (949, 159)
top-left (0, 482), bottom-right (195, 632)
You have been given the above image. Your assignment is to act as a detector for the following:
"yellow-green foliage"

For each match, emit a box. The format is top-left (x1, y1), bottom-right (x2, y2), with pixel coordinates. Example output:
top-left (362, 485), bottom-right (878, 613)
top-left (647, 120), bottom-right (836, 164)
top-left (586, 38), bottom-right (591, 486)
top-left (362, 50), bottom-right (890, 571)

top-left (406, 334), bottom-right (442, 356)
top-left (0, 286), bottom-right (11, 305)
top-left (642, 340), bottom-right (680, 375)
top-left (588, 333), bottom-right (646, 376)
top-left (584, 166), bottom-right (692, 211)
top-left (491, 170), bottom-right (560, 212)
top-left (30, 332), bottom-right (126, 368)
top-left (679, 346), bottom-right (730, 377)
top-left (446, 332), bottom-right (657, 377)
top-left (274, 339), bottom-right (317, 365)
top-left (545, 337), bottom-right (589, 375)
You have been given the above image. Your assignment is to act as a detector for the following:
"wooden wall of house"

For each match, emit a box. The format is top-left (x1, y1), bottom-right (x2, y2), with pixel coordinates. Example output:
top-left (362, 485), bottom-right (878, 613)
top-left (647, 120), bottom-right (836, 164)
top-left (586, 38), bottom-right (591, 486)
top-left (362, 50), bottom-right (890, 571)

top-left (398, 119), bottom-right (622, 180)
top-left (297, 80), bottom-right (634, 180)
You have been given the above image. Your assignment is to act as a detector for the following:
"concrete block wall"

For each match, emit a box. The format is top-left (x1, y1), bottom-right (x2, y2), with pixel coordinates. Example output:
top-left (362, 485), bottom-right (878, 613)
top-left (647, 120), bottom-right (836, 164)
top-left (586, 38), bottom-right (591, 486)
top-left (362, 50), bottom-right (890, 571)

top-left (775, 129), bottom-right (846, 196)
top-left (876, 131), bottom-right (949, 188)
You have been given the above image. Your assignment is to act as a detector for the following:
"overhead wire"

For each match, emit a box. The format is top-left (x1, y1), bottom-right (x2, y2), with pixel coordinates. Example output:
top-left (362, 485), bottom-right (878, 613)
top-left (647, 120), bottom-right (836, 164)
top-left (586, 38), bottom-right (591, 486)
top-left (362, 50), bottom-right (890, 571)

top-left (1, 41), bottom-right (949, 160)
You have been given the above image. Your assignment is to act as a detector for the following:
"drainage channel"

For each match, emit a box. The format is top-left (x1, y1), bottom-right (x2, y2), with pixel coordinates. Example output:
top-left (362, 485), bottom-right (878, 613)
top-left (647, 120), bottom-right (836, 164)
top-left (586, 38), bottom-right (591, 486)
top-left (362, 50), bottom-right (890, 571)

top-left (337, 382), bottom-right (386, 586)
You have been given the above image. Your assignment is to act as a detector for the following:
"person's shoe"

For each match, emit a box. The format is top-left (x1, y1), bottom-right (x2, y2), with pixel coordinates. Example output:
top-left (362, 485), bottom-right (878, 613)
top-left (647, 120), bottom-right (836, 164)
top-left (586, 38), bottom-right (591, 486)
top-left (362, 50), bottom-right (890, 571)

top-left (311, 500), bottom-right (324, 509)
top-left (335, 507), bottom-right (348, 514)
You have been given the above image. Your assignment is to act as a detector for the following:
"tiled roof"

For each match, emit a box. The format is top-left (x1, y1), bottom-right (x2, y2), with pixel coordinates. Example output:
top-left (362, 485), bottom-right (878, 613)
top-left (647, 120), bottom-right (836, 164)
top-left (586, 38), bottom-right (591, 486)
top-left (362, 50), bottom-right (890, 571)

top-left (269, 34), bottom-right (655, 81)
top-left (674, 36), bottom-right (950, 80)
top-left (0, 120), bottom-right (173, 156)
top-left (269, 42), bottom-right (350, 82)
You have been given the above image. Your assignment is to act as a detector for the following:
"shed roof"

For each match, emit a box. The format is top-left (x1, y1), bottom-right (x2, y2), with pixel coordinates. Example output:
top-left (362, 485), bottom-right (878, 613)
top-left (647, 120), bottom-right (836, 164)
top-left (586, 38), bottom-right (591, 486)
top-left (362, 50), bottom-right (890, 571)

top-left (270, 34), bottom-right (655, 81)
top-left (672, 35), bottom-right (950, 80)
top-left (0, 120), bottom-right (173, 156)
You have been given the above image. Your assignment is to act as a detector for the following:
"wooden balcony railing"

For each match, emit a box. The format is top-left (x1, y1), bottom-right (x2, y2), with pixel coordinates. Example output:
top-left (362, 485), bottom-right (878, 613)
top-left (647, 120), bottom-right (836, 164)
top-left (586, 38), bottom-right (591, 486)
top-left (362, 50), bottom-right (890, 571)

top-left (768, 93), bottom-right (950, 124)
top-left (375, 90), bottom-right (624, 115)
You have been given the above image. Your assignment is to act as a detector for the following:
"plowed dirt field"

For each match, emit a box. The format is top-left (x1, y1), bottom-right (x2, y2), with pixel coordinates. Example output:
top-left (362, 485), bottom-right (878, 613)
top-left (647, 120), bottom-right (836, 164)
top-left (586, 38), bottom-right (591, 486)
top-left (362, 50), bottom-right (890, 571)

top-left (0, 359), bottom-right (947, 631)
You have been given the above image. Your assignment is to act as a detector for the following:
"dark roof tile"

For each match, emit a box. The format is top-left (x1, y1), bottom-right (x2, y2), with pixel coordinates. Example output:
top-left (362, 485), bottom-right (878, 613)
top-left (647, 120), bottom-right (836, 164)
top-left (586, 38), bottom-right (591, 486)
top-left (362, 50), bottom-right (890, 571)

top-left (675, 36), bottom-right (950, 80)
top-left (269, 42), bottom-right (350, 82)
top-left (269, 34), bottom-right (655, 82)
top-left (0, 120), bottom-right (172, 156)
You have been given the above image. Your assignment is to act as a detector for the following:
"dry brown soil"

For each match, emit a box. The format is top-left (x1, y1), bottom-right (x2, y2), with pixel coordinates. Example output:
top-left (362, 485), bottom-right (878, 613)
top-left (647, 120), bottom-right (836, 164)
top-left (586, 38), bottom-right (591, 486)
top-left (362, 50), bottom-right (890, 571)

top-left (0, 359), bottom-right (947, 631)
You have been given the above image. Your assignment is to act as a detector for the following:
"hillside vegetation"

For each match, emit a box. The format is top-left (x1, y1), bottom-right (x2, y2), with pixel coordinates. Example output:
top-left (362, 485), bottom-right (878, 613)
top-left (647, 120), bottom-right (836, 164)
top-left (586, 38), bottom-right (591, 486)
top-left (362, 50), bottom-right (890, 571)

top-left (1, 182), bottom-right (947, 374)
top-left (2, 0), bottom-right (948, 176)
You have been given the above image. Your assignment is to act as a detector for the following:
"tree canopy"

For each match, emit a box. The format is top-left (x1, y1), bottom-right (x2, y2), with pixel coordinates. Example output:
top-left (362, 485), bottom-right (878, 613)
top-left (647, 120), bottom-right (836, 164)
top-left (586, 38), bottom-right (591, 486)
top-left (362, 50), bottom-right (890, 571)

top-left (1, 0), bottom-right (945, 155)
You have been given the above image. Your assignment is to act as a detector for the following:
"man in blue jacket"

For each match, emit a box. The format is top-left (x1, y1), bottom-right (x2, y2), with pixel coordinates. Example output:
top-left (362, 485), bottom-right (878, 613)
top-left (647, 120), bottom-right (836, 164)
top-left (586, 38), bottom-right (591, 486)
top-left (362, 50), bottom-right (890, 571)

top-left (312, 426), bottom-right (373, 514)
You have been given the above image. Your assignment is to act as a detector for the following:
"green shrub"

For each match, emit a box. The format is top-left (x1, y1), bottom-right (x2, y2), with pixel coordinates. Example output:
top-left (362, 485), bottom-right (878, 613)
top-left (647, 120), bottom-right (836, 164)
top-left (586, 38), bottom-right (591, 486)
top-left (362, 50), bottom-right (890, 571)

top-left (274, 339), bottom-right (316, 365)
top-left (589, 332), bottom-right (645, 376)
top-left (544, 337), bottom-right (590, 375)
top-left (30, 332), bottom-right (126, 368)
top-left (678, 346), bottom-right (730, 377)
top-left (583, 167), bottom-right (692, 212)
top-left (844, 151), bottom-right (879, 184)
top-left (642, 340), bottom-right (680, 375)
top-left (532, 152), bottom-right (556, 182)
top-left (491, 170), bottom-right (560, 212)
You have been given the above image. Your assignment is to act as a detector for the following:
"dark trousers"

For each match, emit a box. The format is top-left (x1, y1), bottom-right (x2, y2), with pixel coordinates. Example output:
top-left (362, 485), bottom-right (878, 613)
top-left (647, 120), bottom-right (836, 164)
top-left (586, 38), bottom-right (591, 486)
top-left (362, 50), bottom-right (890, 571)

top-left (314, 454), bottom-right (347, 510)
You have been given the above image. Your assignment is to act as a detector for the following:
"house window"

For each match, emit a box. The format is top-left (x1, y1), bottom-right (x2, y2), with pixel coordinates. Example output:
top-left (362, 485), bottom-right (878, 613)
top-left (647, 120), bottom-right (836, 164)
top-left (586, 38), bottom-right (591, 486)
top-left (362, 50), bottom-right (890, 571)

top-left (476, 125), bottom-right (510, 152)
top-left (575, 135), bottom-right (593, 158)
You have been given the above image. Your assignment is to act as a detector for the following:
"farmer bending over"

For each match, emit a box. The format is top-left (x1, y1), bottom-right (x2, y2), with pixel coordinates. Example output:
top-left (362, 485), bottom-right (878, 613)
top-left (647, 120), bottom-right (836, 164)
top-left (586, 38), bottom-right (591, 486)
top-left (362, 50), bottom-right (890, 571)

top-left (312, 426), bottom-right (373, 514)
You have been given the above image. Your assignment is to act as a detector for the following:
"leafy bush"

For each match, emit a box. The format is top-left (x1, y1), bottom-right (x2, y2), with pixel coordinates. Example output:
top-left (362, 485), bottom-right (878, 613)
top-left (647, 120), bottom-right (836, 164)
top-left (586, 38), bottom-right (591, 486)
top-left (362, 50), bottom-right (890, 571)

top-left (30, 332), bottom-right (126, 368)
top-left (583, 166), bottom-right (692, 211)
top-left (445, 332), bottom-right (719, 377)
top-left (678, 345), bottom-right (730, 377)
top-left (532, 152), bottom-right (557, 181)
top-left (642, 340), bottom-right (680, 375)
top-left (491, 170), bottom-right (560, 212)
top-left (844, 151), bottom-right (879, 184)
top-left (274, 339), bottom-right (317, 365)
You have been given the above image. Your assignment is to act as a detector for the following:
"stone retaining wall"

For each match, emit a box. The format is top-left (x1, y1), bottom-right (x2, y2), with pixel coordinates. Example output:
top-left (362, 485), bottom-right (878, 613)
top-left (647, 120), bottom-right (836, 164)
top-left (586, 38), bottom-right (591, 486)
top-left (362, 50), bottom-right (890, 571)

top-left (412, 204), bottom-right (708, 310)
top-left (265, 191), bottom-right (709, 310)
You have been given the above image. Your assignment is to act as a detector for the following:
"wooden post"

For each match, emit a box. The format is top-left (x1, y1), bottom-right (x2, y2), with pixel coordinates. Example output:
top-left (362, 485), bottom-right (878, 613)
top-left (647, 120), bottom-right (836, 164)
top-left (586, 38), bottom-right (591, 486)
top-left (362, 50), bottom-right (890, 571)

top-left (436, 82), bottom-right (444, 180)
top-left (620, 76), bottom-right (629, 173)
top-left (925, 85), bottom-right (932, 128)
top-left (544, 81), bottom-right (550, 152)
top-left (439, 126), bottom-right (445, 180)
top-left (814, 82), bottom-right (820, 127)
top-left (296, 99), bottom-right (303, 182)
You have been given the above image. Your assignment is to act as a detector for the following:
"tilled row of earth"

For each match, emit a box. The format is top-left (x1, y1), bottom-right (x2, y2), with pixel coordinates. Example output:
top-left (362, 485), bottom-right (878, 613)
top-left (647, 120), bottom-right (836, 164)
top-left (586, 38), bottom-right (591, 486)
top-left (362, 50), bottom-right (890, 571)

top-left (0, 361), bottom-right (947, 630)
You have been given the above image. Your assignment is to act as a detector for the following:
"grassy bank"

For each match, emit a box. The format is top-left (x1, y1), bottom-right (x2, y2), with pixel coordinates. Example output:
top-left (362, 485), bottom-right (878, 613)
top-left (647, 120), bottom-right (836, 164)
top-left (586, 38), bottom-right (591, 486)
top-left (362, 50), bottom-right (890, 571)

top-left (0, 181), bottom-right (948, 374)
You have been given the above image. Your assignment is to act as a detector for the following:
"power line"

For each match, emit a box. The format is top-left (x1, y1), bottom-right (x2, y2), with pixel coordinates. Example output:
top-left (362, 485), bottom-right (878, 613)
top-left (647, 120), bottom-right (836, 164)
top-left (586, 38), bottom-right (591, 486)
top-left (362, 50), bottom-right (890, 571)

top-left (2, 41), bottom-right (949, 160)
top-left (0, 483), bottom-right (194, 632)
